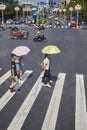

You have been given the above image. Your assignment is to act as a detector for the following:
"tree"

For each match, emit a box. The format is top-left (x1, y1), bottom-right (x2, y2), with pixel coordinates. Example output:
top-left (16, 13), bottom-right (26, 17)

top-left (65, 0), bottom-right (87, 18)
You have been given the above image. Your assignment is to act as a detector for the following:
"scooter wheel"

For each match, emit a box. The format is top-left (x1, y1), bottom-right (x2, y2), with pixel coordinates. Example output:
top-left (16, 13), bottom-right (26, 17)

top-left (33, 38), bottom-right (37, 42)
top-left (14, 36), bottom-right (17, 39)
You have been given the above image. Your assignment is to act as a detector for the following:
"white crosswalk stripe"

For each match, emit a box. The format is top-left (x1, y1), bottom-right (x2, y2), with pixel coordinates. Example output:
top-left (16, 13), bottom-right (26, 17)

top-left (75, 74), bottom-right (87, 130)
top-left (0, 70), bottom-right (33, 111)
top-left (0, 90), bottom-right (15, 111)
top-left (7, 72), bottom-right (43, 130)
top-left (0, 70), bottom-right (11, 85)
top-left (0, 70), bottom-right (87, 130)
top-left (41, 73), bottom-right (66, 130)
top-left (46, 25), bottom-right (82, 29)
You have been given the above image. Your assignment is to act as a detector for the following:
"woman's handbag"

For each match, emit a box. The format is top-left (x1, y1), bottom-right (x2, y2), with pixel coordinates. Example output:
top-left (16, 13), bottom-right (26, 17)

top-left (40, 61), bottom-right (45, 71)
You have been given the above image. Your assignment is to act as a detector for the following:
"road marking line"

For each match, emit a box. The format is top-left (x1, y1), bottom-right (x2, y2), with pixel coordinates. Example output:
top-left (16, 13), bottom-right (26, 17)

top-left (0, 70), bottom-right (11, 85)
top-left (7, 72), bottom-right (44, 130)
top-left (0, 68), bottom-right (2, 70)
top-left (41, 73), bottom-right (66, 130)
top-left (0, 70), bottom-right (33, 111)
top-left (75, 74), bottom-right (87, 130)
top-left (14, 70), bottom-right (33, 91)
top-left (0, 90), bottom-right (15, 111)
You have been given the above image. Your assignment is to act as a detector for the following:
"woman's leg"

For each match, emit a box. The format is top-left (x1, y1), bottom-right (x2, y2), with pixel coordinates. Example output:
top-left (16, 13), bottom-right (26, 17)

top-left (19, 64), bottom-right (23, 80)
top-left (15, 63), bottom-right (20, 79)
top-left (42, 70), bottom-right (49, 84)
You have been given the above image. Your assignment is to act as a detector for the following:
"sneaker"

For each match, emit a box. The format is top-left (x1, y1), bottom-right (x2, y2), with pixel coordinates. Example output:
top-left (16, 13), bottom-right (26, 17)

top-left (15, 76), bottom-right (18, 82)
top-left (10, 88), bottom-right (15, 93)
top-left (18, 79), bottom-right (21, 83)
top-left (49, 82), bottom-right (52, 86)
top-left (20, 76), bottom-right (23, 80)
top-left (47, 83), bottom-right (52, 88)
top-left (50, 80), bottom-right (53, 83)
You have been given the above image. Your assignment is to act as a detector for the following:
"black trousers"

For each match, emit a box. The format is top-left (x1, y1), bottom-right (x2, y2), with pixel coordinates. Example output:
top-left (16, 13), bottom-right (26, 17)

top-left (42, 69), bottom-right (51, 84)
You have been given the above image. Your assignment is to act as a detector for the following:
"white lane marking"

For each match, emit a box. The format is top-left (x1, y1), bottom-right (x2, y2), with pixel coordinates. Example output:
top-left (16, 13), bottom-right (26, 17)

top-left (41, 73), bottom-right (66, 130)
top-left (0, 90), bottom-right (15, 111)
top-left (0, 70), bottom-right (32, 111)
top-left (0, 68), bottom-right (2, 70)
top-left (14, 70), bottom-right (33, 91)
top-left (7, 72), bottom-right (44, 130)
top-left (75, 74), bottom-right (87, 130)
top-left (0, 70), bottom-right (11, 85)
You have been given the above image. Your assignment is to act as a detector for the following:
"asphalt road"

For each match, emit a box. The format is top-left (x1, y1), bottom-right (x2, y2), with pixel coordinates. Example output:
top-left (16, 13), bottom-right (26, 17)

top-left (0, 26), bottom-right (87, 130)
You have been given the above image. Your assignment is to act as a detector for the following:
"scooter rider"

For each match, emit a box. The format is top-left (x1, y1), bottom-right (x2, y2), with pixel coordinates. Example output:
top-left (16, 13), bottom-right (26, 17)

top-left (21, 29), bottom-right (26, 36)
top-left (21, 28), bottom-right (29, 38)
top-left (36, 30), bottom-right (41, 40)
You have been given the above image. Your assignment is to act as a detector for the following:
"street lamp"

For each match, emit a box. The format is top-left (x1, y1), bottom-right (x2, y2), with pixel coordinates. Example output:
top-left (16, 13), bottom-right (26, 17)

top-left (26, 7), bottom-right (31, 18)
top-left (63, 8), bottom-right (66, 20)
top-left (23, 8), bottom-right (26, 18)
top-left (14, 6), bottom-right (20, 21)
top-left (69, 7), bottom-right (73, 22)
top-left (59, 9), bottom-right (62, 17)
top-left (75, 4), bottom-right (81, 27)
top-left (0, 4), bottom-right (6, 24)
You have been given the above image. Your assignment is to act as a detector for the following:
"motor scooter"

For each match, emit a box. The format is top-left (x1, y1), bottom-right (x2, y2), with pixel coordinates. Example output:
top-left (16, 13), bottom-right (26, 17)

top-left (33, 34), bottom-right (46, 42)
top-left (10, 27), bottom-right (29, 39)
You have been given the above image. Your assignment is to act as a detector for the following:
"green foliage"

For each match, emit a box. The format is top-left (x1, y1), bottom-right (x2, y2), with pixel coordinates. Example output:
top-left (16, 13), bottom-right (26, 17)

top-left (5, 5), bottom-right (16, 15)
top-left (38, 18), bottom-right (47, 24)
top-left (65, 0), bottom-right (87, 17)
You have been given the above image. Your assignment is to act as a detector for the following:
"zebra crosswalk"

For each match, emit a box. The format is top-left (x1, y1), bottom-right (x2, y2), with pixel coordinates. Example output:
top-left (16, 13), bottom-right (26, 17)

top-left (0, 70), bottom-right (87, 130)
top-left (46, 25), bottom-right (83, 29)
top-left (0, 70), bottom-right (33, 111)
top-left (41, 73), bottom-right (66, 130)
top-left (0, 70), bottom-right (10, 85)
top-left (75, 74), bottom-right (87, 130)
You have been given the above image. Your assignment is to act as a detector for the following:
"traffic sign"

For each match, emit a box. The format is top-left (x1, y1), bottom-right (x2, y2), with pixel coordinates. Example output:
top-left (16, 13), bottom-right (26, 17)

top-left (39, 1), bottom-right (47, 6)
top-left (76, 14), bottom-right (79, 20)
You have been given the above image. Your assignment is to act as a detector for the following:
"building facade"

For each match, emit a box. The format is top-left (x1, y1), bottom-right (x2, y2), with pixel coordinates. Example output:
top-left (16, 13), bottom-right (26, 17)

top-left (49, 0), bottom-right (70, 7)
top-left (0, 0), bottom-right (18, 5)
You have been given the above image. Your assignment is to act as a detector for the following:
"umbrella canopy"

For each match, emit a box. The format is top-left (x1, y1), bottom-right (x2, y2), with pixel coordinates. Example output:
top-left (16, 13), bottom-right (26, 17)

top-left (41, 45), bottom-right (61, 54)
top-left (12, 46), bottom-right (30, 56)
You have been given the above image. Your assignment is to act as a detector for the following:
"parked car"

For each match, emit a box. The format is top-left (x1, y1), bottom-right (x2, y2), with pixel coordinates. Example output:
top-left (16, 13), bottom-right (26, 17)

top-left (0, 25), bottom-right (5, 31)
top-left (82, 25), bottom-right (87, 30)
top-left (26, 19), bottom-right (32, 24)
top-left (6, 19), bottom-right (14, 24)
top-left (20, 19), bottom-right (25, 24)
top-left (15, 20), bottom-right (21, 25)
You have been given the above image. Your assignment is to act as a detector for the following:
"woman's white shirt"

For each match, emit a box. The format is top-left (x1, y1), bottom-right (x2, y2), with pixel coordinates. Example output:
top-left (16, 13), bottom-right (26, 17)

top-left (44, 57), bottom-right (50, 70)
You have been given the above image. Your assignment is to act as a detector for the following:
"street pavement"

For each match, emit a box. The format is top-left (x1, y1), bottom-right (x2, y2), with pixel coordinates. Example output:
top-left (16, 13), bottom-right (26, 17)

top-left (0, 26), bottom-right (87, 130)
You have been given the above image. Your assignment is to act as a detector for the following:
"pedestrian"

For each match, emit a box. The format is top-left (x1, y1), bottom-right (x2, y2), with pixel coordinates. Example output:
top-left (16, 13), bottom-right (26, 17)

top-left (15, 56), bottom-right (23, 81)
top-left (41, 54), bottom-right (52, 87)
top-left (19, 56), bottom-right (23, 80)
top-left (10, 54), bottom-right (17, 84)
